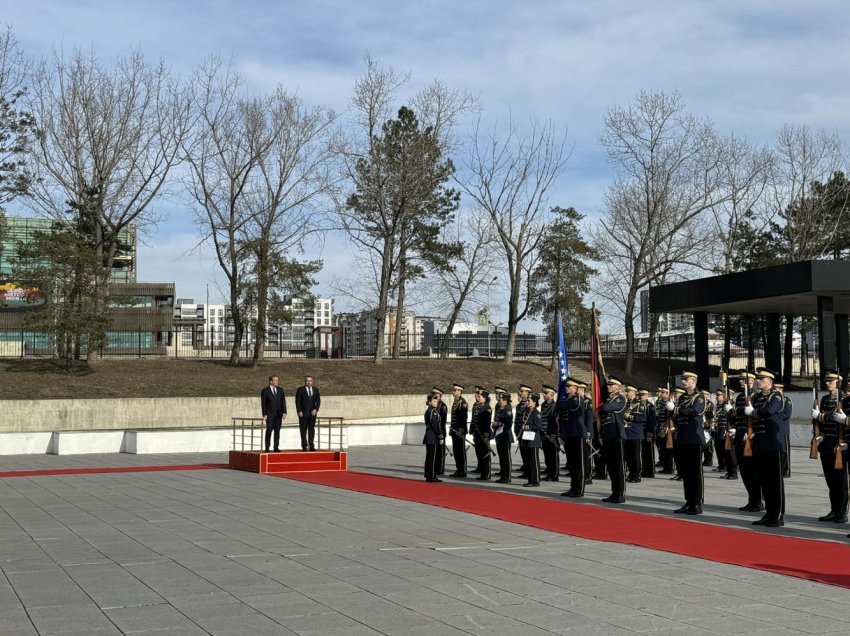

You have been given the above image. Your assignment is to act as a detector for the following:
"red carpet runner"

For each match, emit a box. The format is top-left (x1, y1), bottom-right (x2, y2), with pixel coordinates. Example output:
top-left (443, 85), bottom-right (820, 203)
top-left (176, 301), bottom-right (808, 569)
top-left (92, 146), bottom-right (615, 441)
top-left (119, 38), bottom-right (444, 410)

top-left (286, 470), bottom-right (850, 589)
top-left (0, 464), bottom-right (228, 478)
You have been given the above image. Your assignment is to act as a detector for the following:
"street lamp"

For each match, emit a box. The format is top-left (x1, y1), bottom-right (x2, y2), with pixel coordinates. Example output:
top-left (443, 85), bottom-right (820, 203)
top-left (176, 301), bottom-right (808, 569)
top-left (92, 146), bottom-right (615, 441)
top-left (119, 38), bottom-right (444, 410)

top-left (488, 321), bottom-right (503, 358)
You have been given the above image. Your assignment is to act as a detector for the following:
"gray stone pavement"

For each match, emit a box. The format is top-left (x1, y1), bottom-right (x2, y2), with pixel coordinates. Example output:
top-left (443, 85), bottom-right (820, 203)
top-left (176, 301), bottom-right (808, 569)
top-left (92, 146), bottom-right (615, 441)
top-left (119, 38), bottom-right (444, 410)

top-left (0, 447), bottom-right (847, 635)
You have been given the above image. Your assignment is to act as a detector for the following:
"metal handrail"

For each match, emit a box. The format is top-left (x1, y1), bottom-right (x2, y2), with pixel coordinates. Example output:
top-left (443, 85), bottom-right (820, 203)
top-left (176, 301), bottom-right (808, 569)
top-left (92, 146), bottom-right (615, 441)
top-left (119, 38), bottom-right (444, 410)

top-left (315, 417), bottom-right (346, 451)
top-left (231, 417), bottom-right (265, 451)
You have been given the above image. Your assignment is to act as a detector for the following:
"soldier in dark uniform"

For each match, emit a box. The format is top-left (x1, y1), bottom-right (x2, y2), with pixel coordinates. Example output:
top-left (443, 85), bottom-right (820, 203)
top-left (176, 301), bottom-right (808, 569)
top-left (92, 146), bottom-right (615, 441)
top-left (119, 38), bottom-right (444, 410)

top-left (520, 392), bottom-right (545, 487)
top-left (668, 370), bottom-right (706, 515)
top-left (559, 378), bottom-right (587, 497)
top-left (590, 382), bottom-right (607, 480)
top-left (669, 387), bottom-right (685, 480)
top-left (514, 384), bottom-right (532, 478)
top-left (735, 370), bottom-right (763, 512)
top-left (747, 368), bottom-right (785, 526)
top-left (578, 382), bottom-right (595, 484)
top-left (702, 390), bottom-right (715, 467)
top-left (656, 387), bottom-right (675, 474)
top-left (469, 385), bottom-right (484, 474)
top-left (493, 391), bottom-right (514, 483)
top-left (471, 389), bottom-right (493, 481)
top-left (448, 384), bottom-right (469, 478)
top-left (640, 389), bottom-right (656, 478)
top-left (423, 393), bottom-right (444, 482)
top-left (719, 388), bottom-right (738, 479)
top-left (623, 385), bottom-right (645, 483)
top-left (600, 376), bottom-right (628, 503)
top-left (541, 385), bottom-right (560, 481)
top-left (431, 387), bottom-right (449, 475)
top-left (812, 371), bottom-right (848, 523)
top-left (776, 382), bottom-right (792, 479)
top-left (712, 389), bottom-right (728, 474)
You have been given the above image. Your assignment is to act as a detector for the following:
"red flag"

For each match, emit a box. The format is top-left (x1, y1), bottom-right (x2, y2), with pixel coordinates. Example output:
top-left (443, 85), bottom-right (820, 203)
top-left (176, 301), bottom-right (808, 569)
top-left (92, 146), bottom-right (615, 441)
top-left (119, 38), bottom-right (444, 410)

top-left (590, 303), bottom-right (607, 413)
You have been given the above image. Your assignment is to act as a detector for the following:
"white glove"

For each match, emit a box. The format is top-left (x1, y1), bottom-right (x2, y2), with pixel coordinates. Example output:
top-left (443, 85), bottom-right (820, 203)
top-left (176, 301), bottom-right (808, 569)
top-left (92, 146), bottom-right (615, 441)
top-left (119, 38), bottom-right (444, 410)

top-left (744, 405), bottom-right (754, 416)
top-left (839, 442), bottom-right (848, 451)
top-left (727, 427), bottom-right (736, 435)
top-left (816, 435), bottom-right (824, 443)
top-left (666, 400), bottom-right (675, 411)
top-left (835, 411), bottom-right (847, 423)
top-left (812, 408), bottom-right (820, 418)
top-left (724, 403), bottom-right (733, 412)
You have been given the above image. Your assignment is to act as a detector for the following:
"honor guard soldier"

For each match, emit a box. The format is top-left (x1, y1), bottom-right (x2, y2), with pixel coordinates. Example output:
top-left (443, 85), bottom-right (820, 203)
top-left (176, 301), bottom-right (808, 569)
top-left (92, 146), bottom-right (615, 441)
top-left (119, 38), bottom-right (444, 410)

top-left (431, 387), bottom-right (449, 475)
top-left (515, 384), bottom-right (532, 478)
top-left (776, 382), bottom-right (793, 478)
top-left (600, 376), bottom-right (628, 503)
top-left (669, 388), bottom-right (685, 480)
top-left (469, 386), bottom-right (485, 474)
top-left (702, 390), bottom-right (715, 467)
top-left (812, 371), bottom-right (848, 523)
top-left (747, 368), bottom-right (785, 527)
top-left (520, 392), bottom-right (544, 486)
top-left (734, 370), bottom-right (763, 513)
top-left (712, 389), bottom-right (729, 474)
top-left (578, 382), bottom-right (595, 484)
top-left (719, 389), bottom-right (738, 479)
top-left (449, 384), bottom-right (469, 477)
top-left (667, 370), bottom-right (706, 515)
top-left (623, 385), bottom-right (645, 483)
top-left (655, 387), bottom-right (674, 474)
top-left (541, 385), bottom-right (560, 481)
top-left (423, 393), bottom-right (444, 482)
top-left (492, 391), bottom-right (514, 483)
top-left (559, 378), bottom-right (587, 497)
top-left (639, 389), bottom-right (656, 478)
top-left (471, 389), bottom-right (493, 480)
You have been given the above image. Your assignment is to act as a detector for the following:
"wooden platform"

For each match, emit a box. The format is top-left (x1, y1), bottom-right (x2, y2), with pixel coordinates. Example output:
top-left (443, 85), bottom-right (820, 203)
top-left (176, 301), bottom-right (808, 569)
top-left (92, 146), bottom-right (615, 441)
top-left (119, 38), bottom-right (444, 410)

top-left (229, 449), bottom-right (348, 475)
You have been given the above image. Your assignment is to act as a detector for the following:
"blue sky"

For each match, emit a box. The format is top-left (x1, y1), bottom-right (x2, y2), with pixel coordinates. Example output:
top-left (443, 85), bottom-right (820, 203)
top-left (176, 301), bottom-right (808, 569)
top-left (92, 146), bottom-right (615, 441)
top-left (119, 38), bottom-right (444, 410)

top-left (6, 1), bottom-right (850, 329)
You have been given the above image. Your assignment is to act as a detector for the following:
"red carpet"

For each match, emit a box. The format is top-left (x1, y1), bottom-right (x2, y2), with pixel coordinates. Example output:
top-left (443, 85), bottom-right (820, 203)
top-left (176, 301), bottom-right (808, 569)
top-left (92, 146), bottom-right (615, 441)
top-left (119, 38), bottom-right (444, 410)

top-left (0, 463), bottom-right (228, 478)
top-left (285, 470), bottom-right (850, 589)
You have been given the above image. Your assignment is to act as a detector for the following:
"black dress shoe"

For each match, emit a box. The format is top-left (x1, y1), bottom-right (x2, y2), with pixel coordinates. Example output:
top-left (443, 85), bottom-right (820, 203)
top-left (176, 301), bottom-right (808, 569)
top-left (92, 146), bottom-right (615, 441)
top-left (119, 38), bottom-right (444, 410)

top-left (834, 515), bottom-right (849, 523)
top-left (523, 482), bottom-right (540, 487)
top-left (725, 474), bottom-right (739, 480)
top-left (765, 519), bottom-right (784, 528)
top-left (686, 506), bottom-right (702, 515)
top-left (739, 504), bottom-right (757, 512)
top-left (818, 511), bottom-right (837, 522)
top-left (601, 495), bottom-right (614, 502)
top-left (475, 475), bottom-right (490, 481)
top-left (674, 504), bottom-right (689, 514)
top-left (495, 478), bottom-right (507, 484)
top-left (273, 448), bottom-right (280, 452)
top-left (752, 516), bottom-right (768, 526)
top-left (584, 478), bottom-right (594, 485)
top-left (565, 491), bottom-right (583, 498)
top-left (609, 496), bottom-right (625, 504)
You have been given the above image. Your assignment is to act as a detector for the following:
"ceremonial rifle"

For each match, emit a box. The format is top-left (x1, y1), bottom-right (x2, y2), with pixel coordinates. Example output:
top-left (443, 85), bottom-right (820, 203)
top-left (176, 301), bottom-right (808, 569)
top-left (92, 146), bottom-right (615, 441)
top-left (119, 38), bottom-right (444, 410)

top-left (810, 376), bottom-right (820, 460)
top-left (722, 371), bottom-right (733, 452)
top-left (665, 372), bottom-right (675, 450)
top-left (743, 380), bottom-right (754, 458)
top-left (464, 437), bottom-right (496, 457)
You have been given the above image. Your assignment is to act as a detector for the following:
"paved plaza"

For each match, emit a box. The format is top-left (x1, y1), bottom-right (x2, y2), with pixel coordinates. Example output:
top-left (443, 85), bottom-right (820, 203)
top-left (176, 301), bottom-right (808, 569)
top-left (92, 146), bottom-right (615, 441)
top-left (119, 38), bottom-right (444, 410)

top-left (1, 447), bottom-right (849, 635)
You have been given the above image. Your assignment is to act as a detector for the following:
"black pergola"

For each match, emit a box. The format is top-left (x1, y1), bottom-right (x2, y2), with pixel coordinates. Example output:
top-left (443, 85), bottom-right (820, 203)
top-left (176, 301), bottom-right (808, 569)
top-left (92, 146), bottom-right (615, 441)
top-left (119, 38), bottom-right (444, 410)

top-left (648, 260), bottom-right (850, 383)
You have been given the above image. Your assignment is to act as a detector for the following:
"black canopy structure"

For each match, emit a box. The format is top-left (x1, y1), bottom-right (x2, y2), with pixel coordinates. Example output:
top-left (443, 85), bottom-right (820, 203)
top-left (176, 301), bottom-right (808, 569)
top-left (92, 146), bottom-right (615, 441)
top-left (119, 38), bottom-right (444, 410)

top-left (648, 260), bottom-right (850, 383)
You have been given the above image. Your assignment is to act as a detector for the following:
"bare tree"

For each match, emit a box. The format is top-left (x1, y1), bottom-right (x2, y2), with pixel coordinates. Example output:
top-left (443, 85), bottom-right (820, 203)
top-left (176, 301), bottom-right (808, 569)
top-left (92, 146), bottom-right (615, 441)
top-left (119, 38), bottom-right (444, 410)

top-left (431, 208), bottom-right (498, 357)
top-left (593, 89), bottom-right (728, 375)
top-left (27, 49), bottom-right (188, 362)
top-left (0, 25), bottom-right (36, 209)
top-left (458, 116), bottom-right (570, 363)
top-left (335, 55), bottom-right (474, 364)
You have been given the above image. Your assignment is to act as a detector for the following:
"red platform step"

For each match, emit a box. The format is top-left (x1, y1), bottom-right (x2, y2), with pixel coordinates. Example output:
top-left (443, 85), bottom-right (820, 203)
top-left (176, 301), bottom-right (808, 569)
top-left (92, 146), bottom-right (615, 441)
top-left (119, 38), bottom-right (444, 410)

top-left (229, 450), bottom-right (348, 475)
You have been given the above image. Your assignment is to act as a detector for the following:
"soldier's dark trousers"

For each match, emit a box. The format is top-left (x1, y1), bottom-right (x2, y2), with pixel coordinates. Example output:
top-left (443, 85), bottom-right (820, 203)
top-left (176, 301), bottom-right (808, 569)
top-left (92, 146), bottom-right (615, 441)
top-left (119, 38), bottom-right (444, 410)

top-left (641, 437), bottom-right (656, 477)
top-left (755, 450), bottom-right (784, 521)
top-left (624, 440), bottom-right (642, 479)
top-left (781, 435), bottom-right (791, 478)
top-left (424, 443), bottom-right (437, 481)
top-left (496, 442), bottom-right (511, 480)
top-left (676, 443), bottom-right (704, 508)
top-left (592, 438), bottom-right (607, 478)
top-left (474, 434), bottom-right (491, 479)
top-left (434, 424), bottom-right (447, 474)
top-left (565, 437), bottom-right (585, 494)
top-left (602, 438), bottom-right (626, 498)
top-left (725, 439), bottom-right (738, 476)
top-left (736, 438), bottom-right (762, 507)
top-left (542, 437), bottom-right (559, 480)
top-left (515, 424), bottom-right (526, 473)
top-left (583, 438), bottom-right (593, 480)
top-left (819, 437), bottom-right (849, 516)
top-left (715, 436), bottom-right (727, 471)
top-left (659, 445), bottom-right (675, 473)
top-left (451, 433), bottom-right (466, 475)
top-left (703, 439), bottom-right (714, 466)
top-left (523, 446), bottom-right (540, 484)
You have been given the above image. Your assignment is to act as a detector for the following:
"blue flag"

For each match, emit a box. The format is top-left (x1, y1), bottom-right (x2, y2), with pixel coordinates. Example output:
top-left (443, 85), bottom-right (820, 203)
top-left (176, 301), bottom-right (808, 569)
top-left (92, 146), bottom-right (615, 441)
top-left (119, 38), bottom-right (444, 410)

top-left (557, 312), bottom-right (569, 403)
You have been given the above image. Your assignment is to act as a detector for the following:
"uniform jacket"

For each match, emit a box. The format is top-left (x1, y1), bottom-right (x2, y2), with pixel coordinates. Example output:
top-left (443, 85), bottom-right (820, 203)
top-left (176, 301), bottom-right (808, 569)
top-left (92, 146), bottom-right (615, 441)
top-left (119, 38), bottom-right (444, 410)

top-left (644, 401), bottom-right (657, 441)
top-left (450, 396), bottom-right (469, 435)
top-left (599, 392), bottom-right (627, 440)
top-left (817, 392), bottom-right (842, 455)
top-left (559, 393), bottom-right (586, 439)
top-left (623, 397), bottom-right (645, 441)
top-left (714, 402), bottom-right (729, 441)
top-left (471, 403), bottom-right (492, 438)
top-left (514, 402), bottom-right (528, 436)
top-left (521, 408), bottom-right (544, 448)
top-left (780, 395), bottom-right (793, 438)
top-left (422, 406), bottom-right (443, 445)
top-left (582, 396), bottom-right (596, 439)
top-left (734, 390), bottom-right (753, 443)
top-left (492, 405), bottom-right (515, 444)
top-left (675, 390), bottom-right (706, 447)
top-left (541, 399), bottom-right (559, 436)
top-left (750, 389), bottom-right (784, 453)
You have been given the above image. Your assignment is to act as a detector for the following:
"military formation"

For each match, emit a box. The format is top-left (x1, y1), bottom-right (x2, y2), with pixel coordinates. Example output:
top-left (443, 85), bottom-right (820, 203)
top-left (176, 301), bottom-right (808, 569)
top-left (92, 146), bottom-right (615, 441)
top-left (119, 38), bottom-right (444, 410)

top-left (421, 368), bottom-right (850, 535)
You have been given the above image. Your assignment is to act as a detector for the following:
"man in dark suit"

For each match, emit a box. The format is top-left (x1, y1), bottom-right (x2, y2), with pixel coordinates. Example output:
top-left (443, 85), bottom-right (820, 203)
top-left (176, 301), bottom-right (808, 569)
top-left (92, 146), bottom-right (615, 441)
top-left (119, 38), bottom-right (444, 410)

top-left (261, 375), bottom-right (287, 452)
top-left (295, 375), bottom-right (321, 451)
